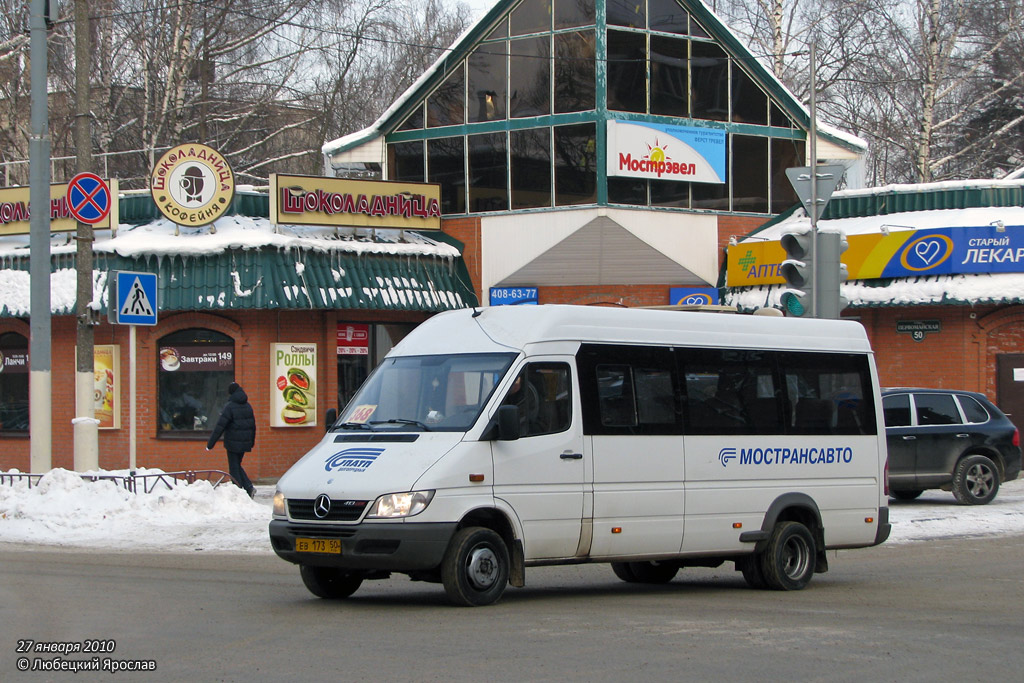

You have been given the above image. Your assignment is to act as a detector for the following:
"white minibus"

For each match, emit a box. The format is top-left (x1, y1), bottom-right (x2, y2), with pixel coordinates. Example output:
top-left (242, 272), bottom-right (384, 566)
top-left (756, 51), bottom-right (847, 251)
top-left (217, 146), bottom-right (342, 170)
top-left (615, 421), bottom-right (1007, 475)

top-left (269, 305), bottom-right (890, 606)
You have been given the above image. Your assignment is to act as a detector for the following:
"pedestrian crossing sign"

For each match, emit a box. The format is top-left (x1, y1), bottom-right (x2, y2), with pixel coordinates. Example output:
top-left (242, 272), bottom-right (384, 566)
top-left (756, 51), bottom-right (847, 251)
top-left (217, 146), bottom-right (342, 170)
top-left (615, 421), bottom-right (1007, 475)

top-left (109, 271), bottom-right (158, 326)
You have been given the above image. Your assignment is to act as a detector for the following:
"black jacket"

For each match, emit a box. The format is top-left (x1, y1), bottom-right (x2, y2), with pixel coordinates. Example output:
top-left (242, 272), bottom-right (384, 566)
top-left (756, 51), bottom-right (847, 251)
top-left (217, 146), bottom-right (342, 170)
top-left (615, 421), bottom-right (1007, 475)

top-left (207, 388), bottom-right (256, 453)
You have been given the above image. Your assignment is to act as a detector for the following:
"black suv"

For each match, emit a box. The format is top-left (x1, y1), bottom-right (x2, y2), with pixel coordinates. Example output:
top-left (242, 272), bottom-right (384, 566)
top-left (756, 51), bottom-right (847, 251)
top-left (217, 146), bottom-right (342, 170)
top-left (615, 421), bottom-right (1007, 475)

top-left (882, 388), bottom-right (1022, 504)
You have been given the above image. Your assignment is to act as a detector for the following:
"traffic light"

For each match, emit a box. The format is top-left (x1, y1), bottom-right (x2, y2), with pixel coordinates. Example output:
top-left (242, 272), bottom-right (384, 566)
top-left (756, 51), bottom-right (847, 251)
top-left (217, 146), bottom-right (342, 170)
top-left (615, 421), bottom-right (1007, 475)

top-left (779, 231), bottom-right (814, 317)
top-left (817, 231), bottom-right (849, 319)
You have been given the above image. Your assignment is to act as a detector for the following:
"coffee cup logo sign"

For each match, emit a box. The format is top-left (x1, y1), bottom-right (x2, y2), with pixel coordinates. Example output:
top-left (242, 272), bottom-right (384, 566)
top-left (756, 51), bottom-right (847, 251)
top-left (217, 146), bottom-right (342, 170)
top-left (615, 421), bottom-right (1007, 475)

top-left (151, 143), bottom-right (235, 227)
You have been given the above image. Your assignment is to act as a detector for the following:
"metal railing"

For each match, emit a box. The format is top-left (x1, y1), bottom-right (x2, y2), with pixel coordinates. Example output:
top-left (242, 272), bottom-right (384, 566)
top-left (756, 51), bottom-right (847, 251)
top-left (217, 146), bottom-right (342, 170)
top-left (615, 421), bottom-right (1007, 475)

top-left (0, 469), bottom-right (234, 493)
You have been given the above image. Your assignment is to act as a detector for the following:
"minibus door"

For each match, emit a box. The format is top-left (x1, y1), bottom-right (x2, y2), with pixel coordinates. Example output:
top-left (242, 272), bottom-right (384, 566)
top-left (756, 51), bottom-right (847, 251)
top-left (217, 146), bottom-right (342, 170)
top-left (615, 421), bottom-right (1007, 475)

top-left (491, 360), bottom-right (585, 560)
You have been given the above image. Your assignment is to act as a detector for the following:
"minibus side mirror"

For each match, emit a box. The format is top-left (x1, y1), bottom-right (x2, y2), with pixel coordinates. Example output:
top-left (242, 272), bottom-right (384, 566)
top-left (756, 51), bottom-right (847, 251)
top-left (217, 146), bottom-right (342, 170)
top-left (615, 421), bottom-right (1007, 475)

top-left (325, 408), bottom-right (337, 432)
top-left (484, 405), bottom-right (520, 441)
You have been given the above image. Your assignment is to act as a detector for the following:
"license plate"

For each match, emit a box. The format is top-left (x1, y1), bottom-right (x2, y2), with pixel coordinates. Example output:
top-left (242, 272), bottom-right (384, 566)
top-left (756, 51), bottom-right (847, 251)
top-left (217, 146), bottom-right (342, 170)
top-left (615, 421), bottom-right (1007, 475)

top-left (295, 537), bottom-right (341, 554)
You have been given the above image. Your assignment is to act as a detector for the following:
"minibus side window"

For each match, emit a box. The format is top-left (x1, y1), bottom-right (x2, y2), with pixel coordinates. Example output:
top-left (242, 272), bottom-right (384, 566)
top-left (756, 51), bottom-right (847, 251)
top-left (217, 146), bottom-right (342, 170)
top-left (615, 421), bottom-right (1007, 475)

top-left (779, 352), bottom-right (876, 435)
top-left (501, 362), bottom-right (572, 436)
top-left (596, 365), bottom-right (637, 427)
top-left (576, 344), bottom-right (682, 435)
top-left (681, 348), bottom-right (781, 435)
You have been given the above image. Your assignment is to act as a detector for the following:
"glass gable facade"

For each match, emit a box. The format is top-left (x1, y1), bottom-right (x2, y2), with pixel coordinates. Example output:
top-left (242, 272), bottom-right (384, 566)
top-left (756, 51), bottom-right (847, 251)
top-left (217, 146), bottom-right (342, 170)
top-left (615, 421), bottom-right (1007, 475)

top-left (385, 0), bottom-right (805, 216)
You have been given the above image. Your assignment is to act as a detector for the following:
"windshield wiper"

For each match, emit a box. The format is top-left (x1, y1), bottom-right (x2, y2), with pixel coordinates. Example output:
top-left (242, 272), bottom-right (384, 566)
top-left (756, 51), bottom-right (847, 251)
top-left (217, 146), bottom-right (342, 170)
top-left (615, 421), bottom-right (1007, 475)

top-left (369, 418), bottom-right (432, 431)
top-left (335, 421), bottom-right (375, 431)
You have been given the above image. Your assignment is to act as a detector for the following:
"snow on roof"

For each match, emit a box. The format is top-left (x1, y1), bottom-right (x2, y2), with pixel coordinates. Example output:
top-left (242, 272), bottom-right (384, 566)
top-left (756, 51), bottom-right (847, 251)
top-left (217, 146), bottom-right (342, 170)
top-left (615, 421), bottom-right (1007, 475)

top-left (0, 197), bottom-right (462, 317)
top-left (751, 205), bottom-right (1024, 242)
top-left (0, 211), bottom-right (460, 261)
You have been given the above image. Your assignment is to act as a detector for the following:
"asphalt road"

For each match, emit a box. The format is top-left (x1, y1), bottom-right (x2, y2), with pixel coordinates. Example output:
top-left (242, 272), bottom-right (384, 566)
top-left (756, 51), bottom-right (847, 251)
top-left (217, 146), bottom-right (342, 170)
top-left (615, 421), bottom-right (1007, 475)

top-left (2, 535), bottom-right (1023, 682)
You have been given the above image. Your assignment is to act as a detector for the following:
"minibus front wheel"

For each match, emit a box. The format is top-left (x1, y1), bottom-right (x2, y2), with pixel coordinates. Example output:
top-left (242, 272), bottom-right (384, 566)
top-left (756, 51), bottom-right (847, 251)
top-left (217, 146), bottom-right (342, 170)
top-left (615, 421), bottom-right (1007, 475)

top-left (441, 527), bottom-right (510, 606)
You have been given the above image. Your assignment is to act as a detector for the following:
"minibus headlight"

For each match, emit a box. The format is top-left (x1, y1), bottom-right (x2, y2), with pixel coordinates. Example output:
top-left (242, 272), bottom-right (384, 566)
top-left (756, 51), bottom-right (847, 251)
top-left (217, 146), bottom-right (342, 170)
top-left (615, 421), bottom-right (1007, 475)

top-left (367, 490), bottom-right (435, 518)
top-left (272, 490), bottom-right (287, 517)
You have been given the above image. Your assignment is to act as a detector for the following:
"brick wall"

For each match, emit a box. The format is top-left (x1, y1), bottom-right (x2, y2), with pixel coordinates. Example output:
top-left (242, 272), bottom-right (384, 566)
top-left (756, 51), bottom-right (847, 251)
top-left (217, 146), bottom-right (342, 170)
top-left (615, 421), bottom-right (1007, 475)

top-left (442, 216), bottom-right (482, 299)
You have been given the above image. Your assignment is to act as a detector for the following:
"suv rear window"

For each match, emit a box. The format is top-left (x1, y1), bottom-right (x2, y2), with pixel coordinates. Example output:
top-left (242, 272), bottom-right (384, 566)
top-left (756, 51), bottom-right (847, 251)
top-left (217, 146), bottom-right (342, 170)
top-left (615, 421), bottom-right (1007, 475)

top-left (957, 394), bottom-right (990, 423)
top-left (915, 393), bottom-right (961, 425)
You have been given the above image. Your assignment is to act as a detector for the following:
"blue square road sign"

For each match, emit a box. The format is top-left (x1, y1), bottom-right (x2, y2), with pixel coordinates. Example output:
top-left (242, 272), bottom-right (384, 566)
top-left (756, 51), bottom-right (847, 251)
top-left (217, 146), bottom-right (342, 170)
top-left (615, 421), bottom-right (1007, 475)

top-left (110, 271), bottom-right (158, 326)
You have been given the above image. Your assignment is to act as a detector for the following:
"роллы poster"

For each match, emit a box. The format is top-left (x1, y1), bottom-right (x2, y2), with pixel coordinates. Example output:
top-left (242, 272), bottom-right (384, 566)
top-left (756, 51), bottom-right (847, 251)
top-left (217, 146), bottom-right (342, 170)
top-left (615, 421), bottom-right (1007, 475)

top-left (271, 343), bottom-right (317, 427)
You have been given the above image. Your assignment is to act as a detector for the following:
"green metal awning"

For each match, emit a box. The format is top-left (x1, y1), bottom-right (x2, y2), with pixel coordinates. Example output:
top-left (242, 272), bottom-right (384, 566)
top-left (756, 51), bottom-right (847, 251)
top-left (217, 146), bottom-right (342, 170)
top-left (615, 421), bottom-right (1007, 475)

top-left (0, 192), bottom-right (478, 317)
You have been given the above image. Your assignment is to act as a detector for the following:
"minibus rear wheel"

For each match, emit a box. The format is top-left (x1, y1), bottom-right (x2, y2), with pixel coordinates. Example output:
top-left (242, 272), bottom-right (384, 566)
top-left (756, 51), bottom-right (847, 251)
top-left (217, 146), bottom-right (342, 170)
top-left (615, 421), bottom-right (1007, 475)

top-left (441, 527), bottom-right (510, 606)
top-left (738, 556), bottom-right (767, 589)
top-left (760, 521), bottom-right (815, 591)
top-left (299, 565), bottom-right (364, 599)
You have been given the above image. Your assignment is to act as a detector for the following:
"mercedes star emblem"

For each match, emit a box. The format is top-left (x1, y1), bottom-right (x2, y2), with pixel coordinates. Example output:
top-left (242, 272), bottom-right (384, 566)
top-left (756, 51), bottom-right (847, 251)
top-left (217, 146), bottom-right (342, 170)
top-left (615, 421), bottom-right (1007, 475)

top-left (313, 494), bottom-right (331, 519)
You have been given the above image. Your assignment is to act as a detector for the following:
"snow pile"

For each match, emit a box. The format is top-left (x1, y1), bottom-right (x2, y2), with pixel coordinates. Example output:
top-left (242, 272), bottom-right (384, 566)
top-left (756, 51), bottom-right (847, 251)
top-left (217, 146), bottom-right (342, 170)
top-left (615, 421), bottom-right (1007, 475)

top-left (2, 468), bottom-right (1024, 552)
top-left (0, 468), bottom-right (271, 552)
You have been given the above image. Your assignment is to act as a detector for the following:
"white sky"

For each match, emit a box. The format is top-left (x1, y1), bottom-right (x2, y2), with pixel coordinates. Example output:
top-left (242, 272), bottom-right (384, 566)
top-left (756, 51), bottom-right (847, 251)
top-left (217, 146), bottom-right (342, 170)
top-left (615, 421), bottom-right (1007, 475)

top-left (2, 467), bottom-right (1023, 552)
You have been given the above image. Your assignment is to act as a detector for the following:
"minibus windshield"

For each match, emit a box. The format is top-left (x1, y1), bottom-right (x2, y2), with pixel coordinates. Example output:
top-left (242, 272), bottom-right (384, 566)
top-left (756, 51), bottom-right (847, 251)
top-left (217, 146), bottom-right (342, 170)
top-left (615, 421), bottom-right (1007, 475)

top-left (333, 353), bottom-right (518, 432)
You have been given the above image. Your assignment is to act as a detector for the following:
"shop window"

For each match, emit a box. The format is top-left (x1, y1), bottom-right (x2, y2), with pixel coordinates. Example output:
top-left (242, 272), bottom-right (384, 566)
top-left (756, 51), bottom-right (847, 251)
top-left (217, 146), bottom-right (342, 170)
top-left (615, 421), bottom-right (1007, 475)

top-left (388, 141), bottom-right (425, 183)
top-left (397, 104), bottom-right (423, 131)
top-left (469, 132), bottom-right (509, 213)
top-left (468, 48), bottom-right (507, 123)
top-left (511, 0), bottom-right (552, 36)
top-left (607, 29), bottom-right (646, 113)
top-left (770, 102), bottom-right (793, 129)
top-left (689, 15), bottom-right (710, 39)
top-left (649, 0), bottom-right (689, 35)
top-left (554, 123), bottom-right (596, 206)
top-left (608, 0), bottom-right (644, 28)
top-left (554, 0), bottom-right (594, 30)
top-left (650, 34), bottom-right (688, 116)
top-left (690, 40), bottom-right (728, 122)
top-left (510, 36), bottom-right (551, 118)
top-left (554, 30), bottom-right (595, 113)
top-left (731, 65), bottom-right (768, 124)
top-left (511, 128), bottom-right (552, 209)
top-left (651, 179), bottom-right (689, 207)
top-left (486, 17), bottom-right (508, 40)
top-left (427, 65), bottom-right (465, 127)
top-left (732, 134), bottom-right (769, 213)
top-left (428, 137), bottom-right (466, 214)
top-left (770, 138), bottom-right (805, 214)
top-left (608, 176), bottom-right (647, 205)
top-left (0, 332), bottom-right (29, 433)
top-left (157, 328), bottom-right (234, 435)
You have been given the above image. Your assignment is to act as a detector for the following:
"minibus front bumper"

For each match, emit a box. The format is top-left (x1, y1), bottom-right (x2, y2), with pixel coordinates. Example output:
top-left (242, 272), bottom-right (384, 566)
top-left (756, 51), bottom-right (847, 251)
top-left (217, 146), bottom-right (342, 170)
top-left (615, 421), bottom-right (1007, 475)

top-left (268, 519), bottom-right (458, 571)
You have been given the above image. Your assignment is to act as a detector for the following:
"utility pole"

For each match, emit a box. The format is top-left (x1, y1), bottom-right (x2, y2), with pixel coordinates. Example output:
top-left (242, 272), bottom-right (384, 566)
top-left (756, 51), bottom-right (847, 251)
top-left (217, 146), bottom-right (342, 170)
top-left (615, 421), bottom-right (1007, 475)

top-left (808, 41), bottom-right (819, 319)
top-left (74, 0), bottom-right (99, 470)
top-left (29, 0), bottom-right (52, 472)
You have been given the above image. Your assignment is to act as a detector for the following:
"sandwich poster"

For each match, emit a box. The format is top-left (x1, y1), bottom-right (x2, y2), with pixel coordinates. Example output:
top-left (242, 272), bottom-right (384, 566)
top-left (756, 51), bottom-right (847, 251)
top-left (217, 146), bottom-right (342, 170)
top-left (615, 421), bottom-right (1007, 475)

top-left (270, 343), bottom-right (317, 427)
top-left (94, 345), bottom-right (120, 429)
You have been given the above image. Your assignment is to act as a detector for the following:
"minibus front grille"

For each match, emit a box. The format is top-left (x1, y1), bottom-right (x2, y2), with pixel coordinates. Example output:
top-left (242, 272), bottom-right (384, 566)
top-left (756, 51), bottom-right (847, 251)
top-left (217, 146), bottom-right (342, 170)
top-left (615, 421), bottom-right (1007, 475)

top-left (288, 499), bottom-right (368, 522)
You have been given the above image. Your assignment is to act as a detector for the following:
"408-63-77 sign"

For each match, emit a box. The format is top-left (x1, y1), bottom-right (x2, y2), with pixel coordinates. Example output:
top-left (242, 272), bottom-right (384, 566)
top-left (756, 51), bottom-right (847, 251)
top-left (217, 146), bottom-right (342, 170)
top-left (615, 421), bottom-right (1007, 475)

top-left (108, 271), bottom-right (158, 326)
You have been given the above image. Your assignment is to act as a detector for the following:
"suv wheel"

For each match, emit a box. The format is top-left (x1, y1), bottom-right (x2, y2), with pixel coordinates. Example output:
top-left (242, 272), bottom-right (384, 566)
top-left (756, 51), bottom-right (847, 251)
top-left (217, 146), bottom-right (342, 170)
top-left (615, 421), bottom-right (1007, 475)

top-left (952, 454), bottom-right (1000, 505)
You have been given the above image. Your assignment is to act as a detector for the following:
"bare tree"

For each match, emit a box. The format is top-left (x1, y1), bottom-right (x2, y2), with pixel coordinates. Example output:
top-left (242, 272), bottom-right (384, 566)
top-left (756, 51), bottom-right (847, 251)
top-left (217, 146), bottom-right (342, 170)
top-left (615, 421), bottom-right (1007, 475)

top-left (1, 0), bottom-right (469, 187)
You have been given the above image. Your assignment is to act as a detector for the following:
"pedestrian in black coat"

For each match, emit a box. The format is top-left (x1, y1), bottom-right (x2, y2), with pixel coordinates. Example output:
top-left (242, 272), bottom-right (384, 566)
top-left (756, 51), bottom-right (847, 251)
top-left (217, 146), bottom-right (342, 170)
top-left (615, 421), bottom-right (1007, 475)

top-left (206, 382), bottom-right (256, 497)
